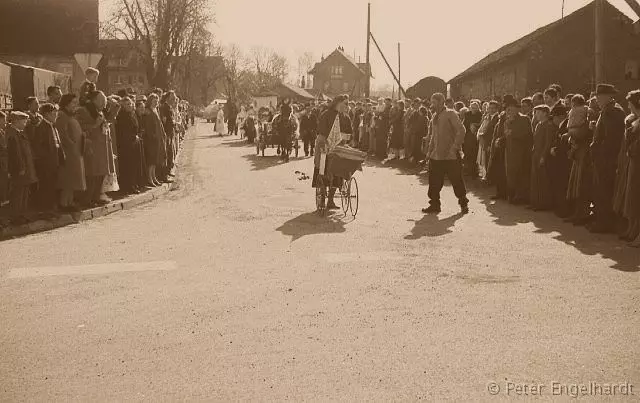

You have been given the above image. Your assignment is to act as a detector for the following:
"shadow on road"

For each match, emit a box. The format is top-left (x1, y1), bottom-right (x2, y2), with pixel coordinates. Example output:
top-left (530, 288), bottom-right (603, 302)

top-left (363, 158), bottom-right (638, 271)
top-left (471, 182), bottom-right (640, 272)
top-left (215, 139), bottom-right (253, 148)
top-left (243, 154), bottom-right (284, 171)
top-left (276, 211), bottom-right (347, 242)
top-left (404, 212), bottom-right (465, 240)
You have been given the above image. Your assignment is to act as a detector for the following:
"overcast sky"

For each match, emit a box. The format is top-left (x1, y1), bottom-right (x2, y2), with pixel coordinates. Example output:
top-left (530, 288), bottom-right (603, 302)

top-left (101, 0), bottom-right (638, 88)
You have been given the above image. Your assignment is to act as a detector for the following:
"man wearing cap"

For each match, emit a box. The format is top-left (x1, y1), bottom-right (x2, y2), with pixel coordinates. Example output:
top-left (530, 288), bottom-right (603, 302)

top-left (589, 83), bottom-right (626, 233)
top-left (6, 111), bottom-right (37, 223)
top-left (32, 103), bottom-right (64, 211)
top-left (423, 92), bottom-right (468, 214)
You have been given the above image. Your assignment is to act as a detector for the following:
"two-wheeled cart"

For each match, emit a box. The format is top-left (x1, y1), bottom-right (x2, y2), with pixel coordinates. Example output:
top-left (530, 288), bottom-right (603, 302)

top-left (314, 147), bottom-right (366, 218)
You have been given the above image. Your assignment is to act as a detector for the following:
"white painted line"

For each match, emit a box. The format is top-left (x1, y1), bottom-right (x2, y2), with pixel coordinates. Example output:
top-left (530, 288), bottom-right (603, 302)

top-left (323, 252), bottom-right (404, 263)
top-left (7, 261), bottom-right (177, 279)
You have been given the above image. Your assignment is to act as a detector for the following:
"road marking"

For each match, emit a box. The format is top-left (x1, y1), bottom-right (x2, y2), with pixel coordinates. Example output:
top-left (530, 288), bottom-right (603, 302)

top-left (322, 252), bottom-right (404, 263)
top-left (7, 261), bottom-right (177, 279)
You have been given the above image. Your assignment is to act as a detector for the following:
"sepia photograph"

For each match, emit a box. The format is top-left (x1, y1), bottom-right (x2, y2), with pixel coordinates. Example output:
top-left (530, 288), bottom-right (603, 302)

top-left (0, 0), bottom-right (638, 400)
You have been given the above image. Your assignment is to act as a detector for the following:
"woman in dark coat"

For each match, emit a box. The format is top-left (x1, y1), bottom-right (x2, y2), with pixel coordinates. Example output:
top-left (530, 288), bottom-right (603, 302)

top-left (620, 90), bottom-right (640, 246)
top-left (116, 97), bottom-right (145, 193)
top-left (143, 94), bottom-right (166, 186)
top-left (504, 98), bottom-right (533, 204)
top-left (389, 101), bottom-right (405, 159)
top-left (56, 94), bottom-right (86, 211)
top-left (312, 94), bottom-right (353, 210)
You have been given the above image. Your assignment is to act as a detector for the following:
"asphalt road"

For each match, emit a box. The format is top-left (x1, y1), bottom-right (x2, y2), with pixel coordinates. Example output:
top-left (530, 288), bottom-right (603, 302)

top-left (1, 121), bottom-right (638, 402)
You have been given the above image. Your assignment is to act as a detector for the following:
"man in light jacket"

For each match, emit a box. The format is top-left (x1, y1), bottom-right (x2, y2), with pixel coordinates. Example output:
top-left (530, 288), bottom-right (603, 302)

top-left (423, 92), bottom-right (469, 214)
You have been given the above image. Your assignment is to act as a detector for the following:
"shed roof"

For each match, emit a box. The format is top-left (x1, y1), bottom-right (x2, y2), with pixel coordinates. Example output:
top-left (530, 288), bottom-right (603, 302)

top-left (276, 83), bottom-right (315, 100)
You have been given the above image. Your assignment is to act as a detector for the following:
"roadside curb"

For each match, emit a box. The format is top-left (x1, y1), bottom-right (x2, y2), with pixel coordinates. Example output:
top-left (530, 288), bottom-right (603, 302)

top-left (0, 182), bottom-right (176, 241)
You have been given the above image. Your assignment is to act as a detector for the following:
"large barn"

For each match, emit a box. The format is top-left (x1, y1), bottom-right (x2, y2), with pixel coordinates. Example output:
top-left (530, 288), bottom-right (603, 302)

top-left (448, 1), bottom-right (640, 101)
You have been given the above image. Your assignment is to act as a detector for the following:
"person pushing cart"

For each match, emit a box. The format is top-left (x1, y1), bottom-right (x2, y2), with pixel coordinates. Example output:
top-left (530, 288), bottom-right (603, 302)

top-left (312, 95), bottom-right (366, 215)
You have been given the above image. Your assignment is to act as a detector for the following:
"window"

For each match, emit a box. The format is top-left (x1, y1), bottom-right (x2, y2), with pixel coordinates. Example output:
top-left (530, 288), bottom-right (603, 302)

top-left (331, 65), bottom-right (344, 77)
top-left (343, 82), bottom-right (350, 91)
top-left (625, 60), bottom-right (639, 80)
top-left (128, 75), bottom-right (133, 85)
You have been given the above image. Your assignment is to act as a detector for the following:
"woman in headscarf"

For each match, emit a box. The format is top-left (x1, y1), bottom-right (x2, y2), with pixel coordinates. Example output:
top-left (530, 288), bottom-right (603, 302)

top-left (56, 93), bottom-right (86, 211)
top-left (312, 94), bottom-right (353, 210)
top-left (77, 90), bottom-right (114, 206)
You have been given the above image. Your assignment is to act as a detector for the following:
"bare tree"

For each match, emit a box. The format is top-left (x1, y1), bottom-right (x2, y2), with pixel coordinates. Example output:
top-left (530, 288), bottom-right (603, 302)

top-left (250, 46), bottom-right (289, 90)
top-left (102, 0), bottom-right (215, 89)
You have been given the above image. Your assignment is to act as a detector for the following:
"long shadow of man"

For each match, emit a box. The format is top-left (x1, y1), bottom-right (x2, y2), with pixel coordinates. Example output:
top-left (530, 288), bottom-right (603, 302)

top-left (404, 212), bottom-right (465, 240)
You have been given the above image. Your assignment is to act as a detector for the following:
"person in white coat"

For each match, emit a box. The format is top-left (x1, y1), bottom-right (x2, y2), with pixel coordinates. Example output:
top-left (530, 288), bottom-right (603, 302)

top-left (215, 108), bottom-right (226, 136)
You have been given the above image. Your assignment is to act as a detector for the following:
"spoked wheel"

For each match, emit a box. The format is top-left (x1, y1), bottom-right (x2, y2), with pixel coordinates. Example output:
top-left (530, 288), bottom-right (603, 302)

top-left (349, 177), bottom-right (359, 217)
top-left (340, 179), bottom-right (350, 215)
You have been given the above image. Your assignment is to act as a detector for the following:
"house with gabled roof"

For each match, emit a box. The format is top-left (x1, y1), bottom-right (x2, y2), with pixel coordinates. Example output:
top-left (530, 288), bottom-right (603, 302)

top-left (448, 1), bottom-right (640, 101)
top-left (309, 47), bottom-right (370, 99)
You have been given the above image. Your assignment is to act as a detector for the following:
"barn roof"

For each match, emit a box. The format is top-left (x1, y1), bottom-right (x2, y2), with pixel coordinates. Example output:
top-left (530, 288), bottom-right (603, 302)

top-left (448, 1), bottom-right (631, 83)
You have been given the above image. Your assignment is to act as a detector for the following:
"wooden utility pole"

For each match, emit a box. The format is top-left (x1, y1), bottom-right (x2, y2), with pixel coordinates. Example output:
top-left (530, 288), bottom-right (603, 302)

top-left (397, 43), bottom-right (401, 100)
top-left (369, 33), bottom-right (406, 96)
top-left (365, 3), bottom-right (371, 98)
top-left (595, 0), bottom-right (605, 84)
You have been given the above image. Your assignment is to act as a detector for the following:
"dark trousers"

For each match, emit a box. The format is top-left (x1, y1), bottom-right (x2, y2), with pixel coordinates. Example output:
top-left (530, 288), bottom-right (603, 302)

top-left (303, 135), bottom-right (315, 156)
top-left (10, 183), bottom-right (30, 216)
top-left (592, 162), bottom-right (617, 225)
top-left (0, 171), bottom-right (8, 203)
top-left (428, 158), bottom-right (469, 208)
top-left (36, 169), bottom-right (58, 210)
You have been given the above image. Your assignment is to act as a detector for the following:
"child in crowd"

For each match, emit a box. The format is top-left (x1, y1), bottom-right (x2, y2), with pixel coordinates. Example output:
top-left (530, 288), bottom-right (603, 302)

top-left (566, 94), bottom-right (588, 158)
top-left (6, 111), bottom-right (37, 224)
top-left (79, 67), bottom-right (99, 106)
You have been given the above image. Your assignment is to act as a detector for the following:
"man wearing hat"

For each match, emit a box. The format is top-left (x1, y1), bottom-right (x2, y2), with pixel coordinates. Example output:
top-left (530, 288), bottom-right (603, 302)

top-left (589, 84), bottom-right (626, 233)
top-left (6, 111), bottom-right (37, 223)
top-left (33, 103), bottom-right (64, 212)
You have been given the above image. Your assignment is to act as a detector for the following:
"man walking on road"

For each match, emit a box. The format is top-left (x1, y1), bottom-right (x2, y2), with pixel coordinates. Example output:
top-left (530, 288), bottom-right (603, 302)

top-left (423, 92), bottom-right (469, 214)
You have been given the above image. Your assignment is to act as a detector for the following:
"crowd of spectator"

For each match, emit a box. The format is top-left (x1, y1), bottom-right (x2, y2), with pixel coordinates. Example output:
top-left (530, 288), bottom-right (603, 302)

top-left (287, 83), bottom-right (639, 247)
top-left (0, 67), bottom-right (195, 226)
